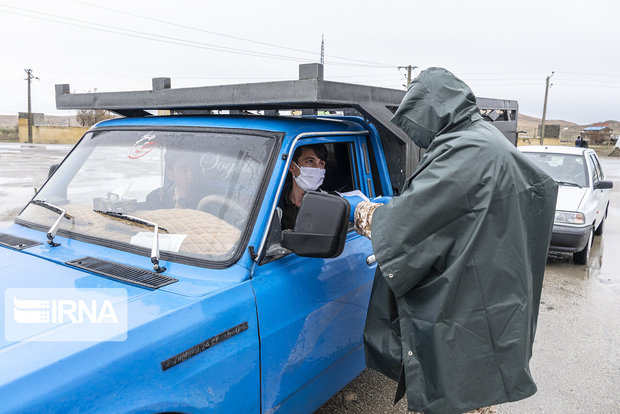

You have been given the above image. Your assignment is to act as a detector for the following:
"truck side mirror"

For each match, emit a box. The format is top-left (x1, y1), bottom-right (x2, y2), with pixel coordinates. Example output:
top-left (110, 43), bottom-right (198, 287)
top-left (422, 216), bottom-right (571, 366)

top-left (281, 192), bottom-right (349, 258)
top-left (594, 180), bottom-right (613, 190)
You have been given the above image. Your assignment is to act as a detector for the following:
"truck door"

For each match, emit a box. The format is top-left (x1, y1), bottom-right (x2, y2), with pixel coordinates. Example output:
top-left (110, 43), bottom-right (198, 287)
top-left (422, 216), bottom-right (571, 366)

top-left (251, 137), bottom-right (378, 413)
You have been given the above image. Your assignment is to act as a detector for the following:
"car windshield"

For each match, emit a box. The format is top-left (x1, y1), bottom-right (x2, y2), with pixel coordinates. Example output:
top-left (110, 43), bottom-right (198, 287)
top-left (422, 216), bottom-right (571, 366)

top-left (17, 128), bottom-right (276, 263)
top-left (521, 152), bottom-right (588, 187)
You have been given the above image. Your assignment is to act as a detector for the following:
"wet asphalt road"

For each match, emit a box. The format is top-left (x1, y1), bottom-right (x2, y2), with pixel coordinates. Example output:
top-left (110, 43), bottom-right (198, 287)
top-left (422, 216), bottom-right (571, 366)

top-left (0, 143), bottom-right (71, 227)
top-left (1, 143), bottom-right (619, 413)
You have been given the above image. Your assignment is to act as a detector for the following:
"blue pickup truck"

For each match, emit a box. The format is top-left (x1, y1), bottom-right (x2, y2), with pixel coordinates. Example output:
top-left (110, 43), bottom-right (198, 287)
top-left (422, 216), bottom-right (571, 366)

top-left (0, 65), bottom-right (518, 413)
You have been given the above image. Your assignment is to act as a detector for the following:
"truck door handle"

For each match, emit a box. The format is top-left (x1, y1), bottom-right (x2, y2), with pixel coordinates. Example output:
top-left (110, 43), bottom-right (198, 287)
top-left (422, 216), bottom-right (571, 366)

top-left (366, 254), bottom-right (376, 265)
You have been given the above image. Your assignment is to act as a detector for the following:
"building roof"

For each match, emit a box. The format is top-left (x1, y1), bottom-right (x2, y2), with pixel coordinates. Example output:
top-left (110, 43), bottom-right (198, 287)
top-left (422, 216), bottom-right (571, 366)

top-left (583, 126), bottom-right (610, 131)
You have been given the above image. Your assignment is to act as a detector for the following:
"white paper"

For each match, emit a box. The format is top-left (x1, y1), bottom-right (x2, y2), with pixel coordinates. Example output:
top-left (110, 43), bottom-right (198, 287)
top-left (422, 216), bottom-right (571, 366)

top-left (129, 232), bottom-right (188, 252)
top-left (336, 190), bottom-right (370, 202)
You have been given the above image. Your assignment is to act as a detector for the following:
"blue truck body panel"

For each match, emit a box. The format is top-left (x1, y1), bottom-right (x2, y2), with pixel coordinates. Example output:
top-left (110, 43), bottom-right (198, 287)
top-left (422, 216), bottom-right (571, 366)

top-left (0, 114), bottom-right (390, 413)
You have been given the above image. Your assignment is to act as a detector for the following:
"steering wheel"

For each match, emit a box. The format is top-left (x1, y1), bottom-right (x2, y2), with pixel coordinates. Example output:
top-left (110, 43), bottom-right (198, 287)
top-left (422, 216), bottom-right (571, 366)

top-left (197, 195), bottom-right (246, 227)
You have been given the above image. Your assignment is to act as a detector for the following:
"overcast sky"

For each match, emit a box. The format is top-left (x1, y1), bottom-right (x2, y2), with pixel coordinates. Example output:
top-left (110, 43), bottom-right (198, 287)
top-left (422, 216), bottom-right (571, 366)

top-left (0, 0), bottom-right (618, 124)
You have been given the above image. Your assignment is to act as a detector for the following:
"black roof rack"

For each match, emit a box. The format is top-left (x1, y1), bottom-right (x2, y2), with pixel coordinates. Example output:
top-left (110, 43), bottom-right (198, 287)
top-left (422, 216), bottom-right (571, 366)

top-left (55, 63), bottom-right (518, 190)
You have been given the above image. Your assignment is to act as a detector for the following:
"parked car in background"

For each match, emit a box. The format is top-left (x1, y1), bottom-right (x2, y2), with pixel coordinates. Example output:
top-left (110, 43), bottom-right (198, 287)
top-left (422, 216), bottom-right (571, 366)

top-left (519, 146), bottom-right (613, 264)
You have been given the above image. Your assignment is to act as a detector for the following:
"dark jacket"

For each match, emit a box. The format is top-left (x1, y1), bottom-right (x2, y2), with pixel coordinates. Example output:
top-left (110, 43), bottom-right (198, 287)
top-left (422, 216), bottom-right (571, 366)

top-left (364, 67), bottom-right (558, 413)
top-left (144, 185), bottom-right (203, 210)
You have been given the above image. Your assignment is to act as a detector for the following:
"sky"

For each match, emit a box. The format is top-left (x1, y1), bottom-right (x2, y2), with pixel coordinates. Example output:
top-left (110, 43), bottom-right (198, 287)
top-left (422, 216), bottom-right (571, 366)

top-left (0, 0), bottom-right (618, 125)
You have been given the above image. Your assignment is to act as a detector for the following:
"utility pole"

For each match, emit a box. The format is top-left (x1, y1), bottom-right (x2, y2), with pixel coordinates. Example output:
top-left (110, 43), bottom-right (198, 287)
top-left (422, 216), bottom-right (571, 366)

top-left (320, 34), bottom-right (324, 65)
top-left (539, 71), bottom-right (554, 145)
top-left (398, 65), bottom-right (418, 89)
top-left (24, 69), bottom-right (39, 144)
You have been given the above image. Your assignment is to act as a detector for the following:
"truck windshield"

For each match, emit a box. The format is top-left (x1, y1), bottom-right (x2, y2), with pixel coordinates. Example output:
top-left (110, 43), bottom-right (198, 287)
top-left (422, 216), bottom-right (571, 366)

top-left (17, 128), bottom-right (276, 264)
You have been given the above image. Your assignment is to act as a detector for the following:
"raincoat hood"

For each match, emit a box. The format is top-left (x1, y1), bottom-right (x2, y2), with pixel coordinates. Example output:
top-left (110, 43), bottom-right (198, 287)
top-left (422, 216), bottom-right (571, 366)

top-left (390, 67), bottom-right (480, 148)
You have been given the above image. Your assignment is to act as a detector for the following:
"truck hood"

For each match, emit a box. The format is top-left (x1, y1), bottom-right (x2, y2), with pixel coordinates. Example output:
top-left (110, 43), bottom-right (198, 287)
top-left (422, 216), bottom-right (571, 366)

top-left (555, 185), bottom-right (587, 212)
top-left (0, 233), bottom-right (244, 355)
top-left (0, 246), bottom-right (151, 351)
top-left (0, 247), bottom-right (250, 406)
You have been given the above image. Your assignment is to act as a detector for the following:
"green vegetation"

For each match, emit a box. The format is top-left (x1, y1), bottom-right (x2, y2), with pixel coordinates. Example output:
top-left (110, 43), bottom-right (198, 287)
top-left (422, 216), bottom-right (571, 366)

top-left (76, 109), bottom-right (115, 127)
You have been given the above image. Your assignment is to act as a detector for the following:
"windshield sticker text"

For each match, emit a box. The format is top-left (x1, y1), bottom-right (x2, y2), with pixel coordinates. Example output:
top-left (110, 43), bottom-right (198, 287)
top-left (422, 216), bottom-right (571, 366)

top-left (200, 152), bottom-right (259, 181)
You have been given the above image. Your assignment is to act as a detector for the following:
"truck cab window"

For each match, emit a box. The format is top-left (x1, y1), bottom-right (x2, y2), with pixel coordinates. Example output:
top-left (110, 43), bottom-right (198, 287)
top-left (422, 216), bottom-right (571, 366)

top-left (262, 141), bottom-right (357, 263)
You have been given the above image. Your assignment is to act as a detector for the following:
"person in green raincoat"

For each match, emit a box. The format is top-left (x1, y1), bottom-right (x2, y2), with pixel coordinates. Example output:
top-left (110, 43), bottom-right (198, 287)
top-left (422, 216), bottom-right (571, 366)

top-left (349, 67), bottom-right (558, 414)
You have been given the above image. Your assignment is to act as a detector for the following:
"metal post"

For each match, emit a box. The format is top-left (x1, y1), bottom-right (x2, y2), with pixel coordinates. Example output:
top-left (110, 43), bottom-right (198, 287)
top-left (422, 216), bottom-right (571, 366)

top-left (406, 65), bottom-right (412, 89)
top-left (540, 71), bottom-right (554, 145)
top-left (25, 69), bottom-right (33, 144)
top-left (398, 65), bottom-right (418, 90)
top-left (24, 69), bottom-right (39, 144)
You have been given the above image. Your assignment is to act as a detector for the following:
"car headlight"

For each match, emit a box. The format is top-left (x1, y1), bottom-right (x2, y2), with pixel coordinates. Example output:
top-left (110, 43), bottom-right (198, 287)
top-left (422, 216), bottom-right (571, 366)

top-left (555, 210), bottom-right (586, 225)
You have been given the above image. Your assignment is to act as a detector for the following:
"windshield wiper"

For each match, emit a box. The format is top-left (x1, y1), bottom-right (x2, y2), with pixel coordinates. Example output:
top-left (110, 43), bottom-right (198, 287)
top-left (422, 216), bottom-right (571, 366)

top-left (556, 181), bottom-right (582, 188)
top-left (30, 199), bottom-right (73, 247)
top-left (94, 210), bottom-right (169, 273)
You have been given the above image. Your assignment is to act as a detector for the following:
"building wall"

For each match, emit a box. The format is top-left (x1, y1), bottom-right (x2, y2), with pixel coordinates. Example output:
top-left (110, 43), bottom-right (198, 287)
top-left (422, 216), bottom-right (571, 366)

top-left (537, 124), bottom-right (560, 138)
top-left (582, 131), bottom-right (611, 144)
top-left (18, 118), bottom-right (88, 144)
top-left (518, 137), bottom-right (561, 146)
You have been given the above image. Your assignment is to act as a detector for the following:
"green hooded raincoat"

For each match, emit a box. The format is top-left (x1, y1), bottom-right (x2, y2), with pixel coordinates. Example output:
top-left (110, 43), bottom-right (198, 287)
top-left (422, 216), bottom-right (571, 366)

top-left (364, 68), bottom-right (558, 413)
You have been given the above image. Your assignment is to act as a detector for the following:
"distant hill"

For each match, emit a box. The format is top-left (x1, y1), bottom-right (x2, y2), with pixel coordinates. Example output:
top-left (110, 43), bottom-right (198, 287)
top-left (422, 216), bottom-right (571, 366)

top-left (0, 115), bottom-right (17, 127)
top-left (0, 114), bottom-right (79, 127)
top-left (518, 114), bottom-right (618, 140)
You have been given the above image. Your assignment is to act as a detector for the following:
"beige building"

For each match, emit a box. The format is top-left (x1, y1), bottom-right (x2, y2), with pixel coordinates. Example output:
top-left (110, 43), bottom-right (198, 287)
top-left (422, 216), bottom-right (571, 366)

top-left (18, 112), bottom-right (88, 144)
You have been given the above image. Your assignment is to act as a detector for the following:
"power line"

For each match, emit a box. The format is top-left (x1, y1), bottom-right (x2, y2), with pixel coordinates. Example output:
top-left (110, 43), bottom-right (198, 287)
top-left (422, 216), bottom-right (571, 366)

top-left (0, 5), bottom-right (391, 67)
top-left (558, 78), bottom-right (620, 84)
top-left (0, 3), bottom-right (394, 68)
top-left (457, 71), bottom-right (548, 76)
top-left (555, 83), bottom-right (620, 88)
top-left (561, 72), bottom-right (620, 79)
top-left (0, 4), bottom-right (315, 63)
top-left (69, 0), bottom-right (396, 68)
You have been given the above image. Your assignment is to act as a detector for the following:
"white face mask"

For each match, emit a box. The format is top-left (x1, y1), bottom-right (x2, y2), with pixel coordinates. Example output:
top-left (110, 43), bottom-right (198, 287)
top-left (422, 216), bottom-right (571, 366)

top-left (293, 162), bottom-right (325, 192)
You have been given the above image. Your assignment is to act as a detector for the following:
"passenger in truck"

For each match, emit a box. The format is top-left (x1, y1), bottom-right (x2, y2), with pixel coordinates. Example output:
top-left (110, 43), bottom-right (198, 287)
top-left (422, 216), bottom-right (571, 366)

top-left (278, 144), bottom-right (327, 230)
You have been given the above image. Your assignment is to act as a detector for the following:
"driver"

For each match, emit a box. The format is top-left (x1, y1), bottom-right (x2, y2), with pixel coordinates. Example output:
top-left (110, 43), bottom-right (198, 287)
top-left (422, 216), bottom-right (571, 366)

top-left (279, 144), bottom-right (327, 229)
top-left (144, 151), bottom-right (203, 209)
top-left (562, 156), bottom-right (585, 184)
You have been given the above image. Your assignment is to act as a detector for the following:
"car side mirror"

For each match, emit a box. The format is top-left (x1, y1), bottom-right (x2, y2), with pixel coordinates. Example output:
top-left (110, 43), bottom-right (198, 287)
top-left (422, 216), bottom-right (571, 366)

top-left (48, 164), bottom-right (59, 178)
top-left (594, 180), bottom-right (613, 190)
top-left (281, 191), bottom-right (349, 258)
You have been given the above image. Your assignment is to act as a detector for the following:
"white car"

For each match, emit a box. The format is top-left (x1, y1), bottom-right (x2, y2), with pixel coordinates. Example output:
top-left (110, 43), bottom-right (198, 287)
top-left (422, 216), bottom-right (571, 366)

top-left (519, 145), bottom-right (613, 264)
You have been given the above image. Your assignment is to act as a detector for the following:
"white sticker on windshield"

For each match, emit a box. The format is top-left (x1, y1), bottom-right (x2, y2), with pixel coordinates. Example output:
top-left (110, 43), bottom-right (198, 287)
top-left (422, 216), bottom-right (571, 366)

top-left (130, 232), bottom-right (188, 252)
top-left (128, 131), bottom-right (157, 159)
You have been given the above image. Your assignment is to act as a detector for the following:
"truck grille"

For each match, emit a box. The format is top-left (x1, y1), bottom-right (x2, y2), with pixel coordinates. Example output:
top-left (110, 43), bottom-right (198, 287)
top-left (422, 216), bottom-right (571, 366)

top-left (0, 233), bottom-right (42, 250)
top-left (65, 257), bottom-right (178, 289)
